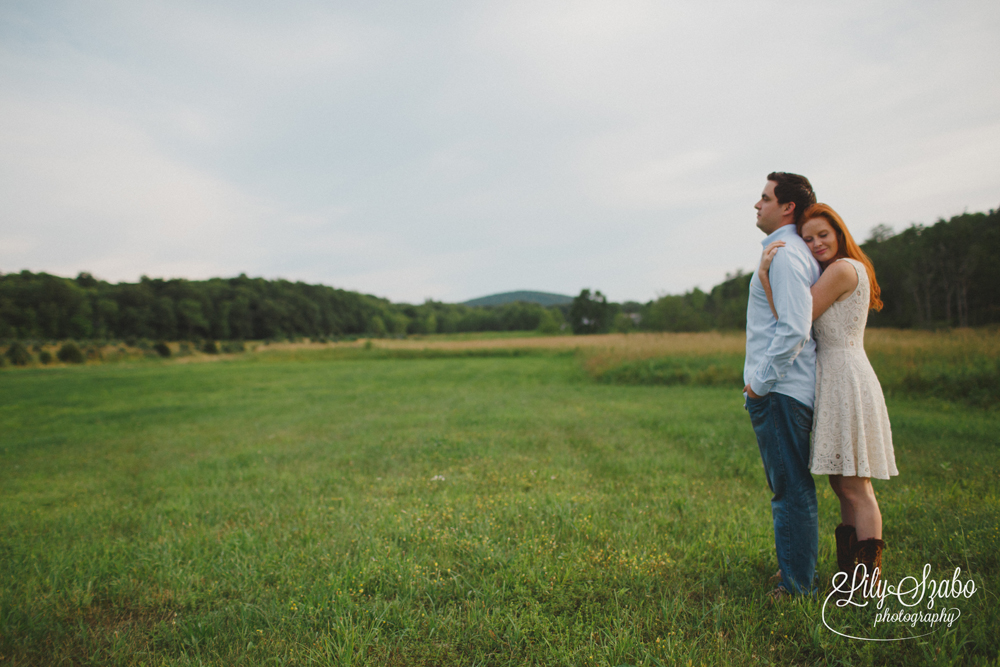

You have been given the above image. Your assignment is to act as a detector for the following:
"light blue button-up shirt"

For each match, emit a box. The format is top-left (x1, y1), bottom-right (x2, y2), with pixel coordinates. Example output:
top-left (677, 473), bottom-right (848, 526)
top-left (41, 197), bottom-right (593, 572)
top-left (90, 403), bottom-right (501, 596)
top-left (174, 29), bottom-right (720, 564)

top-left (744, 223), bottom-right (821, 407)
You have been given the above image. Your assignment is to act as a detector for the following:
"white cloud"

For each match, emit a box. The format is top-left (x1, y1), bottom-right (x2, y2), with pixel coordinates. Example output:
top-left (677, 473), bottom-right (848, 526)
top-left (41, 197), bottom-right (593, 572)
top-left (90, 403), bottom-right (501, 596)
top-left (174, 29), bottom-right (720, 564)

top-left (0, 96), bottom-right (259, 258)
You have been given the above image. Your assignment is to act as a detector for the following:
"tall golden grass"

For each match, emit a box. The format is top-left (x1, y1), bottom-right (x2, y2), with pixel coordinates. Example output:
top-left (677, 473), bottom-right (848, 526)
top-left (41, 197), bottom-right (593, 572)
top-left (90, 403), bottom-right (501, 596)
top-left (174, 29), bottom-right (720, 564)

top-left (310, 328), bottom-right (999, 404)
top-left (263, 328), bottom-right (999, 369)
top-left (862, 327), bottom-right (1000, 359)
top-left (6, 327), bottom-right (996, 404)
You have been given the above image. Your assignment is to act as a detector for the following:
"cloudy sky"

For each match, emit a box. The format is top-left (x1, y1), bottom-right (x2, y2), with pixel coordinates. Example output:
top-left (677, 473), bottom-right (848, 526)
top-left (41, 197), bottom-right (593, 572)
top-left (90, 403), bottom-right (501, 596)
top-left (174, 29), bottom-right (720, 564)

top-left (2, 1), bottom-right (998, 304)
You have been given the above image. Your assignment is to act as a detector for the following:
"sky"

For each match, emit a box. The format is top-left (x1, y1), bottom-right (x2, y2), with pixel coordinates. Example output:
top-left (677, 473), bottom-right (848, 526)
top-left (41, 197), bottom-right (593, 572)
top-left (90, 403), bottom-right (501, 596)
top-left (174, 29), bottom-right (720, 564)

top-left (1, 1), bottom-right (998, 304)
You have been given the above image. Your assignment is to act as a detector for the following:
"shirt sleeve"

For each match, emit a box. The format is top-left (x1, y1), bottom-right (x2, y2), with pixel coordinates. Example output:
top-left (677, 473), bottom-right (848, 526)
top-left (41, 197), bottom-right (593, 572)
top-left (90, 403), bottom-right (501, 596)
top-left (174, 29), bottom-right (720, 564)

top-left (749, 249), bottom-right (813, 396)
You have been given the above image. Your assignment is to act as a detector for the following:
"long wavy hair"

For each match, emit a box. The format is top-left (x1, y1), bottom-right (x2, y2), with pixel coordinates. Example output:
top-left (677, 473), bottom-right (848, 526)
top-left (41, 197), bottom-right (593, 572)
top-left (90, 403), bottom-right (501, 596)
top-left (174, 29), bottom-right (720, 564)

top-left (798, 203), bottom-right (883, 311)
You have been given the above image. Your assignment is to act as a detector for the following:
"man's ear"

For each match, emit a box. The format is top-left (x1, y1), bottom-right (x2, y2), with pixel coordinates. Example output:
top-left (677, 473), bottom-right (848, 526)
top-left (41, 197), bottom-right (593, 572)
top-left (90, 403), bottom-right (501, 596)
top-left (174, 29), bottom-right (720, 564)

top-left (783, 201), bottom-right (795, 218)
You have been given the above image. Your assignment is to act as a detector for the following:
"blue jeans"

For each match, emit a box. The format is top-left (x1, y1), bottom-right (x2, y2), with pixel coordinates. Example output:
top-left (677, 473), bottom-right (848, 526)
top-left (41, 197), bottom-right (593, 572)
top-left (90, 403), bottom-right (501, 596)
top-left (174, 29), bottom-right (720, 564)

top-left (746, 392), bottom-right (818, 595)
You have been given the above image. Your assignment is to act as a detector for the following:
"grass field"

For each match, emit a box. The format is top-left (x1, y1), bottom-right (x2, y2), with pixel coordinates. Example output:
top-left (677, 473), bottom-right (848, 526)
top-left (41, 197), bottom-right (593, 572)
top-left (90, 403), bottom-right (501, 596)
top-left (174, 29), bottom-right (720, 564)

top-left (1, 333), bottom-right (998, 665)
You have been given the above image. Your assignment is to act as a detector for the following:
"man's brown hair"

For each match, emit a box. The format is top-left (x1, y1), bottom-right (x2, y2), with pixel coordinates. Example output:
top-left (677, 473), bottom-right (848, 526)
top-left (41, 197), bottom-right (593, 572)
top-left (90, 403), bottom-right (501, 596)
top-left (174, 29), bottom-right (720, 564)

top-left (767, 172), bottom-right (816, 226)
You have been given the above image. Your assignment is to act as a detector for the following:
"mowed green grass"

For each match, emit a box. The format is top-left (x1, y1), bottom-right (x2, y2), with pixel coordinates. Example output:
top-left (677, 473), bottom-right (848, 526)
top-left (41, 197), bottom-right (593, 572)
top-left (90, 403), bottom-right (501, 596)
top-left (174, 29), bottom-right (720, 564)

top-left (1, 353), bottom-right (997, 666)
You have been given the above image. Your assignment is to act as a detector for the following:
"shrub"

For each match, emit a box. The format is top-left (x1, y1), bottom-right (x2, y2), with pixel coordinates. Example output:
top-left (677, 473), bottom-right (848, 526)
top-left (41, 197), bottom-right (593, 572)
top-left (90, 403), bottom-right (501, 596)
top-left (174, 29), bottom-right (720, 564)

top-left (613, 312), bottom-right (638, 333)
top-left (221, 341), bottom-right (245, 354)
top-left (536, 309), bottom-right (563, 335)
top-left (153, 342), bottom-right (172, 358)
top-left (202, 340), bottom-right (219, 354)
top-left (57, 342), bottom-right (85, 364)
top-left (39, 350), bottom-right (53, 365)
top-left (5, 342), bottom-right (32, 366)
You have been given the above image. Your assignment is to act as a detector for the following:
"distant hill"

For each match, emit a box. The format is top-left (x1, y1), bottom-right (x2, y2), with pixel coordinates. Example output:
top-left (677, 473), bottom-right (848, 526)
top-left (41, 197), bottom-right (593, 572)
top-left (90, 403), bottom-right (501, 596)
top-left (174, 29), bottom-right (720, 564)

top-left (463, 290), bottom-right (574, 307)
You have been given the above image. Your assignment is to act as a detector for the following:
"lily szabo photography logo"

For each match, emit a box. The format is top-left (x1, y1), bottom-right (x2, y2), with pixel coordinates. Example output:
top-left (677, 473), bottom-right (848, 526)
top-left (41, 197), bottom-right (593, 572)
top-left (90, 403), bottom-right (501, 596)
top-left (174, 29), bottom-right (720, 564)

top-left (822, 564), bottom-right (978, 641)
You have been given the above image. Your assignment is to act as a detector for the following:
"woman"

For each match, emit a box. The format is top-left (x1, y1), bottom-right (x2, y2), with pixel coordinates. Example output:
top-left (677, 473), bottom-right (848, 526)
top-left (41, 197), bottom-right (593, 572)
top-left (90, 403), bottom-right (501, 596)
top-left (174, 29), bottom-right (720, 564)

top-left (759, 203), bottom-right (897, 593)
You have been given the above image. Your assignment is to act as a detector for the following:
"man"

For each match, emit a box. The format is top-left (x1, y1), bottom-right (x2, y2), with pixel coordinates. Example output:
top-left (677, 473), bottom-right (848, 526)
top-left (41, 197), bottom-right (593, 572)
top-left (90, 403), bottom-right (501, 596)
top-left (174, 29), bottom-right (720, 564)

top-left (743, 172), bottom-right (821, 598)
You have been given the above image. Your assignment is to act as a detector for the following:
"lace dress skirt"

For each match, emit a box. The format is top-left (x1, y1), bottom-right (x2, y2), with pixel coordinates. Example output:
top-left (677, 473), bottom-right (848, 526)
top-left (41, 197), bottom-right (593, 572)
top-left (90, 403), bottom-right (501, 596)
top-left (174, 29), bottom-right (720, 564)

top-left (810, 259), bottom-right (898, 479)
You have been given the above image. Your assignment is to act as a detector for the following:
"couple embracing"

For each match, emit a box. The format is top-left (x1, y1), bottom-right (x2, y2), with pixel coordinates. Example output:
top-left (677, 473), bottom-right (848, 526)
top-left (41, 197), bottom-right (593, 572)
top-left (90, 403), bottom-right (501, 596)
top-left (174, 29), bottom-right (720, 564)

top-left (743, 172), bottom-right (898, 600)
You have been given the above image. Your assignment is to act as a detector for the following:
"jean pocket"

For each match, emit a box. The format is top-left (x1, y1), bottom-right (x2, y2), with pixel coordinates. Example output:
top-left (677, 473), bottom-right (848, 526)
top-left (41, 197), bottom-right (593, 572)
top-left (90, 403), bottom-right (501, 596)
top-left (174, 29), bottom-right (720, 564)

top-left (789, 401), bottom-right (813, 432)
top-left (745, 394), bottom-right (768, 424)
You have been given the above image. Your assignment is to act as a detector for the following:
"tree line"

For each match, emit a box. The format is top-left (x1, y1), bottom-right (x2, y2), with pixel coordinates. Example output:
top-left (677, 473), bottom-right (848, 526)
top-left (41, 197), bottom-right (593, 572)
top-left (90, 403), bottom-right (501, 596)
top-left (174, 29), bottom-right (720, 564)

top-left (566, 207), bottom-right (1000, 334)
top-left (0, 273), bottom-right (566, 342)
top-left (1, 208), bottom-right (995, 342)
top-left (864, 209), bottom-right (1000, 328)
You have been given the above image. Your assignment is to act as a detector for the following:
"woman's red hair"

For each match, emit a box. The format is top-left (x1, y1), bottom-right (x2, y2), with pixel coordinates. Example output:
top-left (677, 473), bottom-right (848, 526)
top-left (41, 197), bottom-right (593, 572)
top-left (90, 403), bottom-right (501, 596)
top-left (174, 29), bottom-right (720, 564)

top-left (798, 203), bottom-right (883, 311)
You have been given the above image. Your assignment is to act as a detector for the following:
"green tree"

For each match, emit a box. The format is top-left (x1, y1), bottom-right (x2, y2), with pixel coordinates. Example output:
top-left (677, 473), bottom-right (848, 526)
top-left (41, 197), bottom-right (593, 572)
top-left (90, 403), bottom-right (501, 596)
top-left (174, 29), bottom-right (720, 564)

top-left (569, 289), bottom-right (615, 334)
top-left (536, 307), bottom-right (565, 334)
top-left (368, 316), bottom-right (388, 337)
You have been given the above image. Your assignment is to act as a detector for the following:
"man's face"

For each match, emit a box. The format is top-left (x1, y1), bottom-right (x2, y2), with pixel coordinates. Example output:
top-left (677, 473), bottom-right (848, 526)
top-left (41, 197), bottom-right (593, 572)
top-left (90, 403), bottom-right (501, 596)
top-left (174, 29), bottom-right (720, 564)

top-left (754, 180), bottom-right (792, 234)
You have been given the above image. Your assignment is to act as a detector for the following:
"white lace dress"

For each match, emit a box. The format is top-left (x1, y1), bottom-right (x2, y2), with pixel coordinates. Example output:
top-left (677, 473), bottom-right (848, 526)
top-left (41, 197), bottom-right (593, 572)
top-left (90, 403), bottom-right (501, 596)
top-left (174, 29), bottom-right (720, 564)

top-left (810, 258), bottom-right (898, 479)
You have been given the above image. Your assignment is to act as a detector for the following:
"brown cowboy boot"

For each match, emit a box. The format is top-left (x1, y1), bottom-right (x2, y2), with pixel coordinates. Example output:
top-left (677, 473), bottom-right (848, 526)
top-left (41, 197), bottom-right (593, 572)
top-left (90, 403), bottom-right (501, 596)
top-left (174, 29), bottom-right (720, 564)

top-left (828, 524), bottom-right (858, 600)
top-left (835, 524), bottom-right (857, 577)
top-left (852, 538), bottom-right (886, 595)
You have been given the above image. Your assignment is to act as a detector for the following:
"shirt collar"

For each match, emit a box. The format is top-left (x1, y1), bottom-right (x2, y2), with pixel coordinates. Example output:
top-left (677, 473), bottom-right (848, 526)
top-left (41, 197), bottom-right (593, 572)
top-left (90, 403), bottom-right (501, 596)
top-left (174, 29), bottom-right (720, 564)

top-left (761, 223), bottom-right (798, 247)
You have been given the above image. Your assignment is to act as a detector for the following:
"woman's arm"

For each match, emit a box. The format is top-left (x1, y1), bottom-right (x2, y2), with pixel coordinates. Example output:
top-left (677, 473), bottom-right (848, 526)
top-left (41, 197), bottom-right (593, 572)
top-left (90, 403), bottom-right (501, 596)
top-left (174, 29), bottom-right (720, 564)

top-left (810, 260), bottom-right (858, 320)
top-left (761, 249), bottom-right (859, 322)
top-left (758, 242), bottom-right (784, 320)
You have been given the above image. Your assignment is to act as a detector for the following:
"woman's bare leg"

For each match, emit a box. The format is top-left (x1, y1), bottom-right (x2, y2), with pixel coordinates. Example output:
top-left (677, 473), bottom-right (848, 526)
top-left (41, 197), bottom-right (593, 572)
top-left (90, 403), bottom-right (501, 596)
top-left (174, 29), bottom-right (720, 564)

top-left (830, 475), bottom-right (882, 540)
top-left (829, 476), bottom-right (854, 526)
